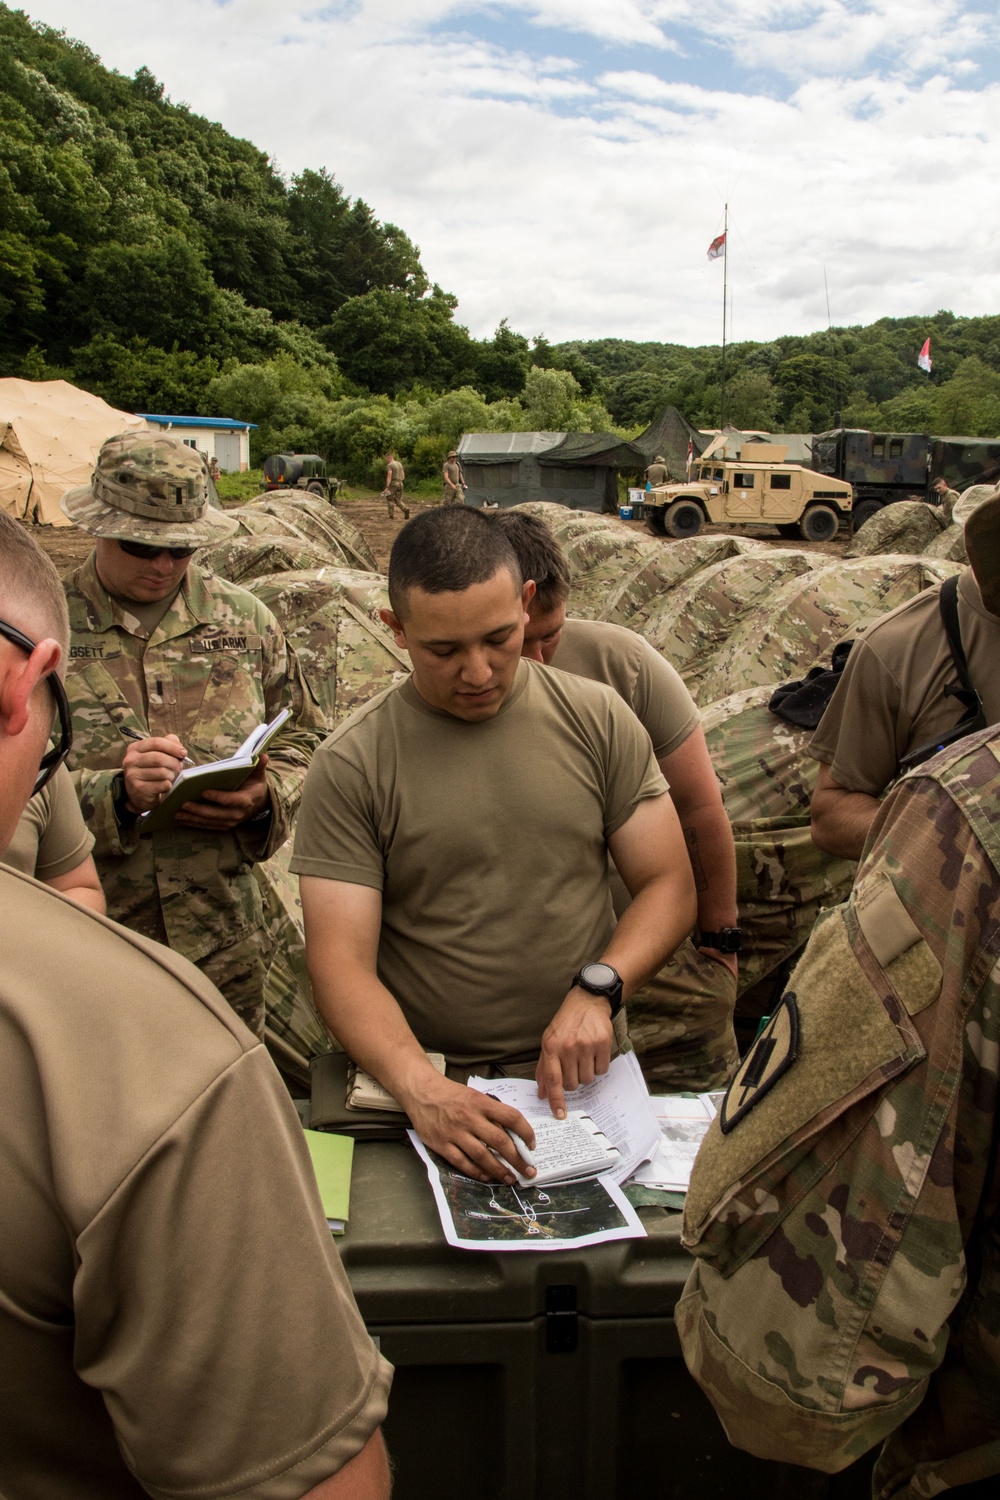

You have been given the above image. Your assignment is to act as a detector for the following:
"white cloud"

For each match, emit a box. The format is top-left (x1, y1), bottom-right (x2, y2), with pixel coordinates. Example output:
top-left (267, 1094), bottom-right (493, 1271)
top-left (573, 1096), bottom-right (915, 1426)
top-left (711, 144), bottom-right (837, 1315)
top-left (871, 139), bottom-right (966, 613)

top-left (23, 0), bottom-right (1000, 347)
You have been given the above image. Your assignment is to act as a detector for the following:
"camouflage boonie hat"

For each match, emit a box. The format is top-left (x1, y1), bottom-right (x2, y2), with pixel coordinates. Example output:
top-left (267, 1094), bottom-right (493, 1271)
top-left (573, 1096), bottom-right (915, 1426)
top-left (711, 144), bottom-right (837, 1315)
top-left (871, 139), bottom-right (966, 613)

top-left (61, 432), bottom-right (239, 546)
top-left (654, 454), bottom-right (666, 464)
top-left (447, 449), bottom-right (459, 458)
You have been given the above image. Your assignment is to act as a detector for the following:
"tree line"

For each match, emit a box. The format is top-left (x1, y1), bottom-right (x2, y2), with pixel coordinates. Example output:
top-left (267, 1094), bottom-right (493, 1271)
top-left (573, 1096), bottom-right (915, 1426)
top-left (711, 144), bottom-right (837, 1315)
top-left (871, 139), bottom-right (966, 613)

top-left (2, 4), bottom-right (998, 486)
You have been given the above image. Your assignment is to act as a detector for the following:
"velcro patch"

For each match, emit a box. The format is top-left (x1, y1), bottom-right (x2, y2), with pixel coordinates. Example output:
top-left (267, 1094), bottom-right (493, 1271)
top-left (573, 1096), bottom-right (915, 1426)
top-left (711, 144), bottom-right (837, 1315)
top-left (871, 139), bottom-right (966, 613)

top-left (189, 633), bottom-right (261, 654)
top-left (720, 991), bottom-right (799, 1134)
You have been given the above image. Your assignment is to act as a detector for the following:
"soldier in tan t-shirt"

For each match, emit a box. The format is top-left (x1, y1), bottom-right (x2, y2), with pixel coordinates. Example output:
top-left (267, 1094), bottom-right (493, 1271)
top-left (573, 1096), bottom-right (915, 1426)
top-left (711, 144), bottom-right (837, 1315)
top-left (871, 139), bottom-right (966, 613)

top-left (645, 455), bottom-right (671, 487)
top-left (494, 508), bottom-right (740, 1091)
top-left (1, 761), bottom-right (105, 912)
top-left (383, 453), bottom-right (408, 520)
top-left (0, 513), bottom-right (390, 1498)
top-left (442, 450), bottom-right (465, 506)
top-left (293, 507), bottom-right (696, 1185)
top-left (810, 496), bottom-right (1000, 860)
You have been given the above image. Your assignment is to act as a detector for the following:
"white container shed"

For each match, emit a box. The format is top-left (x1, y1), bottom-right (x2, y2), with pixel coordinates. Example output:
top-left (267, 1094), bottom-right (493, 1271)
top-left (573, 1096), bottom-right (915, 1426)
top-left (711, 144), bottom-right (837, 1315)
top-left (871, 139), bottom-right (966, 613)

top-left (136, 414), bottom-right (256, 472)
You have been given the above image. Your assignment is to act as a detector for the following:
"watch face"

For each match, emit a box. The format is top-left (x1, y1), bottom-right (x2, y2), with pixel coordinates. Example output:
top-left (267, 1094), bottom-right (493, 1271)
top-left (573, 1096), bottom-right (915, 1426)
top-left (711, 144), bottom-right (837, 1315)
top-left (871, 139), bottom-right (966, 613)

top-left (581, 962), bottom-right (618, 990)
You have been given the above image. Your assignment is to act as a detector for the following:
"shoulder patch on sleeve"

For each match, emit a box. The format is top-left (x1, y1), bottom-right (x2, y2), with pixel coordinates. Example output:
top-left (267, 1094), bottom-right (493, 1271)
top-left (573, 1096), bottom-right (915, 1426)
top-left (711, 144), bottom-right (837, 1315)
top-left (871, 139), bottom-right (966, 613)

top-left (720, 991), bottom-right (799, 1134)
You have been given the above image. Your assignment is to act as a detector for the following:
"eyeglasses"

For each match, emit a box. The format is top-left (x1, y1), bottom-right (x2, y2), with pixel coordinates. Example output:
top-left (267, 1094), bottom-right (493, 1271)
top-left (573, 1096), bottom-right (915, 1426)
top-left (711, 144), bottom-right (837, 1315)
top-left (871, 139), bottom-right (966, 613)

top-left (0, 619), bottom-right (73, 796)
top-left (117, 539), bottom-right (198, 561)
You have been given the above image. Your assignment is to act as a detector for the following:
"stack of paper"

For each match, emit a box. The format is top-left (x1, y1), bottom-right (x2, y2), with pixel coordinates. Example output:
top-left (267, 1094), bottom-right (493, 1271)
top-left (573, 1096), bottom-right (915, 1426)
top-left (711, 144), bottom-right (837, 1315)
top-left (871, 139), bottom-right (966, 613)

top-left (304, 1129), bottom-right (354, 1234)
top-left (627, 1094), bottom-right (719, 1193)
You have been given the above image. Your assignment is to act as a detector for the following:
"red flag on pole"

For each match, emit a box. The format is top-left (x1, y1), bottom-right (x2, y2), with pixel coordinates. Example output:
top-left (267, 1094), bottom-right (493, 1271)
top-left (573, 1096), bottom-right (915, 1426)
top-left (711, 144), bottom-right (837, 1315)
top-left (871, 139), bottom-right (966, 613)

top-left (707, 232), bottom-right (726, 262)
top-left (918, 338), bottom-right (932, 373)
top-left (686, 439), bottom-right (693, 476)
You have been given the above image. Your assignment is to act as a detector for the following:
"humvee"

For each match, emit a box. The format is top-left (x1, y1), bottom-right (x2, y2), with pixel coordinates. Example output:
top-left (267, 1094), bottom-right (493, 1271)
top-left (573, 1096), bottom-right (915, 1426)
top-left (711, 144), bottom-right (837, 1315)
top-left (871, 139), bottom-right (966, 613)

top-left (645, 444), bottom-right (853, 542)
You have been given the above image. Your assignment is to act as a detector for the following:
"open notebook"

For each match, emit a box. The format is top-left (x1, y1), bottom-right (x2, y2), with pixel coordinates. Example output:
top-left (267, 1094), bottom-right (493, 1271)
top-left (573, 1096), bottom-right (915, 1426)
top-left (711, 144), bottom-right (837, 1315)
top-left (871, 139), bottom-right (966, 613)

top-left (501, 1112), bottom-right (622, 1187)
top-left (138, 708), bottom-right (290, 834)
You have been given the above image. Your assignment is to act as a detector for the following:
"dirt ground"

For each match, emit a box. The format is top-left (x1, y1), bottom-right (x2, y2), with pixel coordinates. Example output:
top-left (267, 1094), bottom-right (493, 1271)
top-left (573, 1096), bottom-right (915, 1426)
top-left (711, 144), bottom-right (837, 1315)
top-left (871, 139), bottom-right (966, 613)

top-left (21, 493), bottom-right (848, 582)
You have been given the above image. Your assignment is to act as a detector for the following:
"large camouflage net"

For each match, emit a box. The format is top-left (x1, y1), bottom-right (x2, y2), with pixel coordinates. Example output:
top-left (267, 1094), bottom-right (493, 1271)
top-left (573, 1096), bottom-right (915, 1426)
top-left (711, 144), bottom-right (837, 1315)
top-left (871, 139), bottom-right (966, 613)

top-left (200, 495), bottom-right (965, 1079)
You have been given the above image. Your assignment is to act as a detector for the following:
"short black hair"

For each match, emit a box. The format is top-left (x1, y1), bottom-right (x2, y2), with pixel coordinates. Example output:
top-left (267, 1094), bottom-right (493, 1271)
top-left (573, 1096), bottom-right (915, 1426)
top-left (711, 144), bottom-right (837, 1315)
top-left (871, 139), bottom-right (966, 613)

top-left (388, 507), bottom-right (522, 618)
top-left (490, 510), bottom-right (570, 611)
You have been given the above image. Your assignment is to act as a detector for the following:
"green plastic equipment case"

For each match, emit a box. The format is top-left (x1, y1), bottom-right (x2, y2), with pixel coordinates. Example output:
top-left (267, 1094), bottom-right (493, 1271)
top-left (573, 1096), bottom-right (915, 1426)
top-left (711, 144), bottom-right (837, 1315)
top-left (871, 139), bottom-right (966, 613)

top-left (338, 1141), bottom-right (876, 1500)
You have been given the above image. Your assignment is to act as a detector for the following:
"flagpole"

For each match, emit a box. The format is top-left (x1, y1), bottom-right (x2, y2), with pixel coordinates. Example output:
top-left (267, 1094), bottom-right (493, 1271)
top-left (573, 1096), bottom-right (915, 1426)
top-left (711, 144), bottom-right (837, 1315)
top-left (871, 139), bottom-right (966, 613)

top-left (720, 202), bottom-right (728, 429)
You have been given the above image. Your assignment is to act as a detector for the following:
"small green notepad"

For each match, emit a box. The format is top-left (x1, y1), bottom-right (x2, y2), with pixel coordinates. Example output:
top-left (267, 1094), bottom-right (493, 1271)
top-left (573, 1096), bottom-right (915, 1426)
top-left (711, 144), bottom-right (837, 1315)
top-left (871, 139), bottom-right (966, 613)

top-left (304, 1129), bottom-right (354, 1234)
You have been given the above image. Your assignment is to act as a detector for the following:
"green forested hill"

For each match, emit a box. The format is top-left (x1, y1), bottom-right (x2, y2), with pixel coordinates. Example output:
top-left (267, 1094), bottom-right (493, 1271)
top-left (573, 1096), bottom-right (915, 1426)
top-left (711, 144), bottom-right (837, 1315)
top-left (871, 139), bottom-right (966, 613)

top-left (2, 3), bottom-right (999, 485)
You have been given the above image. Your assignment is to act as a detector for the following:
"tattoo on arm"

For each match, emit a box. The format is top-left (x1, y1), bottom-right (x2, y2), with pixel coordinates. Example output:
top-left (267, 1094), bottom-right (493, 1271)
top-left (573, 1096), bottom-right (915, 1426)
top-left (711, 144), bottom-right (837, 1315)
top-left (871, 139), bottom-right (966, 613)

top-left (685, 827), bottom-right (709, 892)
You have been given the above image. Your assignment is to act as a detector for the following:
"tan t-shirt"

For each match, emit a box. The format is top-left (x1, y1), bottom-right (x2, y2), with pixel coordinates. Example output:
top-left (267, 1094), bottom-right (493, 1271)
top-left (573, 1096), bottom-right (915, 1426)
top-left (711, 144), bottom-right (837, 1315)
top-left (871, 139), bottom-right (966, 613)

top-left (386, 459), bottom-right (404, 486)
top-left (0, 866), bottom-right (390, 1499)
top-left (551, 618), bottom-right (700, 761)
top-left (2, 763), bottom-right (94, 881)
top-left (291, 660), bottom-right (668, 1064)
top-left (645, 463), bottom-right (670, 486)
top-left (809, 569), bottom-right (1000, 796)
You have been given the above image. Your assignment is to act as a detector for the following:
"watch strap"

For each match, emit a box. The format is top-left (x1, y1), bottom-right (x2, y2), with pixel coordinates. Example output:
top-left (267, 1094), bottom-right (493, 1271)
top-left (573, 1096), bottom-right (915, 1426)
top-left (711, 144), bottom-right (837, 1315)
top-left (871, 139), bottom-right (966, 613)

top-left (698, 927), bottom-right (743, 954)
top-left (572, 965), bottom-right (625, 1018)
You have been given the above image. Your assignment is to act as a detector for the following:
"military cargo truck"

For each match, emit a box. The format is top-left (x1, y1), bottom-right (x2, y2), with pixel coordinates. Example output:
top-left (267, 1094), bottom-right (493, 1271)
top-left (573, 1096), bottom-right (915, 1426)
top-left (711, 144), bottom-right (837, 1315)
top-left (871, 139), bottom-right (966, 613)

top-left (262, 452), bottom-right (342, 501)
top-left (812, 429), bottom-right (1000, 531)
top-left (645, 445), bottom-right (853, 542)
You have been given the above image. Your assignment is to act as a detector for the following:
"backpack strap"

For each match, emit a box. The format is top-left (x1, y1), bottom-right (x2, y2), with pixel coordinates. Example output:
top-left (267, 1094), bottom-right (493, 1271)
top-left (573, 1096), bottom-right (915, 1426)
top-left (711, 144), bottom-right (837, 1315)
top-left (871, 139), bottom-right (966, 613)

top-left (898, 574), bottom-right (987, 773)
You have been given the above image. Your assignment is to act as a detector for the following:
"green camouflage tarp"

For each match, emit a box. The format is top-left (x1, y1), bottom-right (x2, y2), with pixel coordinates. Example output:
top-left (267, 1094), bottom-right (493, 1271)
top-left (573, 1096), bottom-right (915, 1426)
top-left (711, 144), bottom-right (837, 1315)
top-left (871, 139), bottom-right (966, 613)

top-left (564, 530), bottom-right (663, 618)
top-left (245, 490), bottom-right (378, 571)
top-left (691, 556), bottom-right (962, 706)
top-left (642, 550), bottom-right (823, 681)
top-left (844, 500), bottom-right (946, 559)
top-left (257, 839), bottom-right (335, 1089)
top-left (923, 522), bottom-right (968, 562)
top-left (601, 535), bottom-right (768, 632)
top-left (197, 535), bottom-right (332, 584)
top-left (245, 568), bottom-right (407, 729)
top-left (701, 685), bottom-right (856, 998)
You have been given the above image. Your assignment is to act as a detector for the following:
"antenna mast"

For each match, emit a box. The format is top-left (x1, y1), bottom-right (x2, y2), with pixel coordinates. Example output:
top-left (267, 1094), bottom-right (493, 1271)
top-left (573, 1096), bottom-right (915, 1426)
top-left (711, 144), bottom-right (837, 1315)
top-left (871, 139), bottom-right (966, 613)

top-left (720, 202), bottom-right (729, 429)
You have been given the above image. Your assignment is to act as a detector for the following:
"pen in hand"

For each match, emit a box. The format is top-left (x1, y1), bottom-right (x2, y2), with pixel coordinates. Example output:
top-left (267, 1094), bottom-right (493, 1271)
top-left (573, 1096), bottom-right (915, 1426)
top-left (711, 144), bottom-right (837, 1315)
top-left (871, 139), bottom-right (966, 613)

top-left (118, 725), bottom-right (194, 769)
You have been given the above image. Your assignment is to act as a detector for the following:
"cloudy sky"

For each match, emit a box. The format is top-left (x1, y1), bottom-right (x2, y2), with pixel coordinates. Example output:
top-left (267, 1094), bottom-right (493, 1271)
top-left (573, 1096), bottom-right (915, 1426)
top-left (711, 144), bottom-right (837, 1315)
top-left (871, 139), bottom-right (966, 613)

top-left (29, 1), bottom-right (1000, 347)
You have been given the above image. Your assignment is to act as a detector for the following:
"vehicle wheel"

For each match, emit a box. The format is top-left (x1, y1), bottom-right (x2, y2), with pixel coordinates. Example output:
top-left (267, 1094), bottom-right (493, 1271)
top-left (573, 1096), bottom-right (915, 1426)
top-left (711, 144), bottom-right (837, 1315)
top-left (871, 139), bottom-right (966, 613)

top-left (775, 523), bottom-right (801, 539)
top-left (306, 481), bottom-right (326, 497)
top-left (851, 499), bottom-right (883, 533)
top-left (646, 508), bottom-right (667, 536)
top-left (799, 504), bottom-right (839, 543)
top-left (664, 500), bottom-right (704, 538)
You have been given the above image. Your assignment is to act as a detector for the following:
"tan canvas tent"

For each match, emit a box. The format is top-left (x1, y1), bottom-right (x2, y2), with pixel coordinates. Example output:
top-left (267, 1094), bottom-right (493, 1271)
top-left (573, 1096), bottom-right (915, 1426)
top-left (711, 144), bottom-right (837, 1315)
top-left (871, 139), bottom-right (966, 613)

top-left (0, 379), bottom-right (147, 526)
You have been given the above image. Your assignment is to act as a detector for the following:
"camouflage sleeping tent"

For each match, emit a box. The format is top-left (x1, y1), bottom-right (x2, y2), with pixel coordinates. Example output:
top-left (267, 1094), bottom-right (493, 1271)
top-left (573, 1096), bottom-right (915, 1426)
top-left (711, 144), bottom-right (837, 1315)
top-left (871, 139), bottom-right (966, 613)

top-left (456, 431), bottom-right (646, 512)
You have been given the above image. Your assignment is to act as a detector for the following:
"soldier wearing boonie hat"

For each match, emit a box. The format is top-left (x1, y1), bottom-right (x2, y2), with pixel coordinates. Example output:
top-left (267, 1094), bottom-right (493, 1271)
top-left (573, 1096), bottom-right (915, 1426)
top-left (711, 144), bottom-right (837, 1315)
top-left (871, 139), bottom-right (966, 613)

top-left (61, 431), bottom-right (240, 546)
top-left (442, 449), bottom-right (466, 507)
top-left (644, 454), bottom-right (671, 487)
top-left (61, 431), bottom-right (326, 1036)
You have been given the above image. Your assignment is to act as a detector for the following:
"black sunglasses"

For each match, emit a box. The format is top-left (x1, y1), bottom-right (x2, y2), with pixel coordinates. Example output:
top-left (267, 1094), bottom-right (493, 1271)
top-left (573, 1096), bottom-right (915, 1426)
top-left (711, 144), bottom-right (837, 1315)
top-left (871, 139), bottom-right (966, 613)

top-left (117, 539), bottom-right (198, 561)
top-left (0, 618), bottom-right (73, 796)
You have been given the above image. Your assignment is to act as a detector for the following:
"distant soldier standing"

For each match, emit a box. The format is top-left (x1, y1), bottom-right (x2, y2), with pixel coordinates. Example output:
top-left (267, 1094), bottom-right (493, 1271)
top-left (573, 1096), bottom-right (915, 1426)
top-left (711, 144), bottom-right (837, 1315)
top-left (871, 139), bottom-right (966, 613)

top-left (61, 433), bottom-right (325, 1036)
top-left (442, 450), bottom-right (466, 506)
top-left (645, 454), bottom-right (671, 487)
top-left (384, 452), bottom-right (409, 520)
top-left (932, 475), bottom-right (960, 523)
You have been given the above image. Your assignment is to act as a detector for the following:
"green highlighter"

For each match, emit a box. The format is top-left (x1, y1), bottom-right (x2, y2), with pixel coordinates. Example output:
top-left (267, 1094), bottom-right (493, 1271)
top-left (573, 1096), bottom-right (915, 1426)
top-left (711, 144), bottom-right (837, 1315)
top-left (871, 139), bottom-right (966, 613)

top-left (303, 1129), bottom-right (354, 1235)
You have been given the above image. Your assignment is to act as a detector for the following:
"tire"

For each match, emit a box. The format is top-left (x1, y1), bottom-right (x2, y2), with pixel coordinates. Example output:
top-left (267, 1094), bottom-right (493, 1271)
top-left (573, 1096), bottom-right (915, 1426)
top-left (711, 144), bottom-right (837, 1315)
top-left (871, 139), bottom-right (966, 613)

top-left (851, 499), bottom-right (883, 533)
top-left (775, 523), bottom-right (801, 539)
top-left (799, 504), bottom-right (839, 543)
top-left (306, 481), bottom-right (326, 497)
top-left (664, 500), bottom-right (704, 538)
top-left (646, 507), bottom-right (667, 536)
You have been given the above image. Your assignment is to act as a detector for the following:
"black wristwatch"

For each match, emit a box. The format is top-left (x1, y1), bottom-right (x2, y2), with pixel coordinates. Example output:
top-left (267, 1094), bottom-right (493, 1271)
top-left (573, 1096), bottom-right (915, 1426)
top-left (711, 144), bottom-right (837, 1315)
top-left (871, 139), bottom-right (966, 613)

top-left (573, 962), bottom-right (624, 1018)
top-left (698, 927), bottom-right (743, 954)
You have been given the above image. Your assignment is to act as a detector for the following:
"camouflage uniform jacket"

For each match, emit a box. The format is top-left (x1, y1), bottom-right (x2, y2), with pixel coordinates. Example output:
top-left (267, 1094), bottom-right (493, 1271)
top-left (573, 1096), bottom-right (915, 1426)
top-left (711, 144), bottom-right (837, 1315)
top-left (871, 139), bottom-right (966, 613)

top-left (677, 724), bottom-right (1000, 1494)
top-left (64, 556), bottom-right (326, 963)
